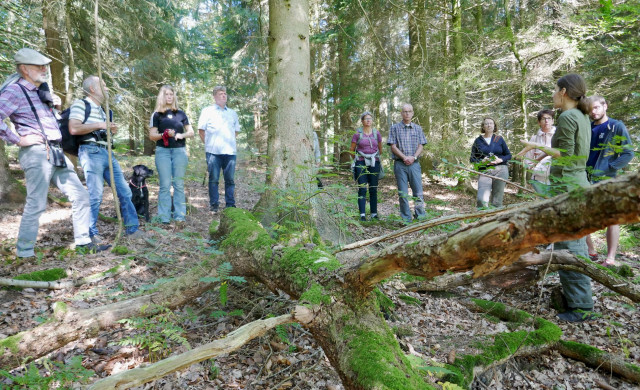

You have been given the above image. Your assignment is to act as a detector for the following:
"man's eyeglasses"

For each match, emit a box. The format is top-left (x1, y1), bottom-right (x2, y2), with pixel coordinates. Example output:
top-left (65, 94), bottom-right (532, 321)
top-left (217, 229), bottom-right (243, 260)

top-left (541, 117), bottom-right (553, 122)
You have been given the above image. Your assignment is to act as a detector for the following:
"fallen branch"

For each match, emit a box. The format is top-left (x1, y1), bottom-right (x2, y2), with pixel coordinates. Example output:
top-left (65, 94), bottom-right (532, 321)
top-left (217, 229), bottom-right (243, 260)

top-left (445, 162), bottom-right (540, 196)
top-left (89, 312), bottom-right (300, 390)
top-left (0, 261), bottom-right (129, 290)
top-left (407, 251), bottom-right (640, 303)
top-left (556, 340), bottom-right (640, 384)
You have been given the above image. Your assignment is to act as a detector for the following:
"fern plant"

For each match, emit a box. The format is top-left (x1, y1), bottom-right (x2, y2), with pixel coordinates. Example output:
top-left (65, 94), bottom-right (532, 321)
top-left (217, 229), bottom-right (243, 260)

top-left (115, 304), bottom-right (190, 362)
top-left (0, 356), bottom-right (94, 389)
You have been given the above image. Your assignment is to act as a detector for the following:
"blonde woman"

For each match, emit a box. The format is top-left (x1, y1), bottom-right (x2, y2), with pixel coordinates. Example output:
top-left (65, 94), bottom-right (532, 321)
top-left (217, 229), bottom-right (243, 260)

top-left (149, 85), bottom-right (194, 225)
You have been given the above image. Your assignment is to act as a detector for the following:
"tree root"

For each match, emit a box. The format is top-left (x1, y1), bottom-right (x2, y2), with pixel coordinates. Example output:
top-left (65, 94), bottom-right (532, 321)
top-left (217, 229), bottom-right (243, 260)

top-left (88, 313), bottom-right (298, 390)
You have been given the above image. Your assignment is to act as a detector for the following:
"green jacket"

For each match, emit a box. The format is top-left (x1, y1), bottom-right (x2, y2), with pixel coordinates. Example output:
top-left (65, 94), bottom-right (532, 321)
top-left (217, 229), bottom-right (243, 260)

top-left (550, 108), bottom-right (591, 190)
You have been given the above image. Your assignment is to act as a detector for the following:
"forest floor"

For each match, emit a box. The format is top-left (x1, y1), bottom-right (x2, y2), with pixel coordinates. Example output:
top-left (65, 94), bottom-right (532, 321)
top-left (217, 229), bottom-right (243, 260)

top-left (0, 152), bottom-right (639, 390)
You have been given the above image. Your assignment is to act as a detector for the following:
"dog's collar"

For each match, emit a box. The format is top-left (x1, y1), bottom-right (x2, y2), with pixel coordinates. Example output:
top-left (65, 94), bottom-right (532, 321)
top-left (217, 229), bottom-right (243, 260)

top-left (129, 179), bottom-right (146, 189)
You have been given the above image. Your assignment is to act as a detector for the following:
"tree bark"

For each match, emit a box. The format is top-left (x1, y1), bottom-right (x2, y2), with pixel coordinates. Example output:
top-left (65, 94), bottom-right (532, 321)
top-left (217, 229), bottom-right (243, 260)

top-left (42, 0), bottom-right (65, 98)
top-left (0, 139), bottom-right (25, 204)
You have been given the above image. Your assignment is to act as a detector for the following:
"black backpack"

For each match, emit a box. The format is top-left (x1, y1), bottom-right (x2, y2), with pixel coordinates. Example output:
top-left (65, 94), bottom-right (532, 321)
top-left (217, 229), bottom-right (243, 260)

top-left (59, 100), bottom-right (91, 156)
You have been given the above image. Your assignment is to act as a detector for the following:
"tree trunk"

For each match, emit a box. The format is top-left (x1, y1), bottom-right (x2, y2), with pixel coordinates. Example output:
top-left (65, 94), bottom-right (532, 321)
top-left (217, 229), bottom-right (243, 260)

top-left (0, 140), bottom-right (25, 204)
top-left (42, 0), bottom-right (65, 98)
top-left (254, 0), bottom-right (314, 228)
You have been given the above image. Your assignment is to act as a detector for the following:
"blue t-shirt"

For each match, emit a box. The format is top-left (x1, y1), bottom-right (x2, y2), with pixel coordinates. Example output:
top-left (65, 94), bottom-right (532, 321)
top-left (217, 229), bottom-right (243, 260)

top-left (586, 120), bottom-right (609, 168)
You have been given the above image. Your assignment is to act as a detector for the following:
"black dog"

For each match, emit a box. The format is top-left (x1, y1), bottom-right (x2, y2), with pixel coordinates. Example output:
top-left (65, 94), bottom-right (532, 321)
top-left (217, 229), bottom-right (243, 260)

top-left (129, 164), bottom-right (153, 222)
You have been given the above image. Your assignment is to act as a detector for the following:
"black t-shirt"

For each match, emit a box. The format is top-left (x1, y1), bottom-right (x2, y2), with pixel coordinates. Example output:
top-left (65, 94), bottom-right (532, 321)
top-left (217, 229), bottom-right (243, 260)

top-left (153, 109), bottom-right (190, 148)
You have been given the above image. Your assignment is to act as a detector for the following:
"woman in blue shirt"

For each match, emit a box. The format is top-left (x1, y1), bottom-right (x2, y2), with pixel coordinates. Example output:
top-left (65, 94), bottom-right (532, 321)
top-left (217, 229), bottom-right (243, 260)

top-left (470, 117), bottom-right (512, 208)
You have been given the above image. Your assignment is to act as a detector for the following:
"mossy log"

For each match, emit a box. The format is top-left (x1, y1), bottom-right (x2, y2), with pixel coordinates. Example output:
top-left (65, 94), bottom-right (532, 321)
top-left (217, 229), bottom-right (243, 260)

top-left (0, 262), bottom-right (217, 368)
top-left (215, 208), bottom-right (434, 389)
top-left (0, 261), bottom-right (128, 290)
top-left (556, 340), bottom-right (640, 383)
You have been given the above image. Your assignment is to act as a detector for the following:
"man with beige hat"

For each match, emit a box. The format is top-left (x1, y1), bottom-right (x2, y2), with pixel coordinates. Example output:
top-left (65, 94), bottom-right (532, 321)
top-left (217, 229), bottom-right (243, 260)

top-left (0, 48), bottom-right (110, 257)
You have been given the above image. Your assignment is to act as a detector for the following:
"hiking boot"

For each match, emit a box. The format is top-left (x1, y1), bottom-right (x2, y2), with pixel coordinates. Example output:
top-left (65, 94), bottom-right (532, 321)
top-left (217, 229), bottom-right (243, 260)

top-left (77, 242), bottom-right (111, 254)
top-left (174, 221), bottom-right (186, 231)
top-left (90, 235), bottom-right (104, 245)
top-left (210, 204), bottom-right (219, 213)
top-left (127, 230), bottom-right (147, 240)
top-left (557, 309), bottom-right (597, 323)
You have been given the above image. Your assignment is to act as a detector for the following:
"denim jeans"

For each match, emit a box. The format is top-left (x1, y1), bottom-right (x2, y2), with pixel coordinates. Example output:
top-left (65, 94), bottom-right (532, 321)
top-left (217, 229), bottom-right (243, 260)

top-left (206, 153), bottom-right (236, 208)
top-left (155, 146), bottom-right (188, 222)
top-left (355, 160), bottom-right (380, 215)
top-left (17, 145), bottom-right (91, 257)
top-left (79, 144), bottom-right (139, 236)
top-left (393, 161), bottom-right (425, 223)
top-left (477, 164), bottom-right (508, 208)
top-left (556, 237), bottom-right (594, 310)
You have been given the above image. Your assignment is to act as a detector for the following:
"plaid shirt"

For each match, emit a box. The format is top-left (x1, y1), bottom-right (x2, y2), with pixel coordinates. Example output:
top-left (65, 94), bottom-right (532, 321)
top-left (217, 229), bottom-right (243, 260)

top-left (387, 121), bottom-right (427, 159)
top-left (0, 78), bottom-right (61, 145)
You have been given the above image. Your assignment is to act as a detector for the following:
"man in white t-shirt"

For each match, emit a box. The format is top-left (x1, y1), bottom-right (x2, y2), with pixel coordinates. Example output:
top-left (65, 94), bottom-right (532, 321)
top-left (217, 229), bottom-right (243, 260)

top-left (198, 86), bottom-right (240, 212)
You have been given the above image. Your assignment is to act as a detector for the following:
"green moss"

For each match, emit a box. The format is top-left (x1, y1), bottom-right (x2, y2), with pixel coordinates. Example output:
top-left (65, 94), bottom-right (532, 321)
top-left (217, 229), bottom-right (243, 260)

top-left (14, 268), bottom-right (66, 282)
top-left (0, 333), bottom-right (23, 356)
top-left (300, 283), bottom-right (331, 305)
top-left (344, 326), bottom-right (433, 389)
top-left (558, 340), bottom-right (604, 360)
top-left (111, 246), bottom-right (129, 255)
top-left (208, 220), bottom-right (220, 237)
top-left (52, 302), bottom-right (68, 314)
top-left (399, 294), bottom-right (422, 306)
top-left (444, 301), bottom-right (562, 387)
top-left (374, 288), bottom-right (395, 313)
top-left (219, 209), bottom-right (275, 258)
top-left (277, 246), bottom-right (341, 290)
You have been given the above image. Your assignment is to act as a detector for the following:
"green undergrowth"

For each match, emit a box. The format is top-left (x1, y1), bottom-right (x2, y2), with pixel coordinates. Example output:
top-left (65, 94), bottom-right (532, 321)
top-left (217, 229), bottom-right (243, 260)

top-left (398, 294), bottom-right (422, 306)
top-left (343, 325), bottom-right (433, 389)
top-left (443, 299), bottom-right (562, 387)
top-left (0, 333), bottom-right (23, 356)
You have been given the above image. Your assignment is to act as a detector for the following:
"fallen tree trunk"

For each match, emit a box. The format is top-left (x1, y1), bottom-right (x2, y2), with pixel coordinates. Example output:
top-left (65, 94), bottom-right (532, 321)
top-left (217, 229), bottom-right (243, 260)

top-left (89, 311), bottom-right (307, 390)
top-left (556, 340), bottom-right (640, 384)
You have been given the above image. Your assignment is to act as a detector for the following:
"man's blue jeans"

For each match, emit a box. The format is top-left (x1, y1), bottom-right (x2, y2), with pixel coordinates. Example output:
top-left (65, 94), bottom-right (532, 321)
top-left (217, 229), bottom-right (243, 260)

top-left (393, 161), bottom-right (426, 223)
top-left (79, 144), bottom-right (139, 236)
top-left (206, 153), bottom-right (236, 208)
top-left (155, 146), bottom-right (188, 222)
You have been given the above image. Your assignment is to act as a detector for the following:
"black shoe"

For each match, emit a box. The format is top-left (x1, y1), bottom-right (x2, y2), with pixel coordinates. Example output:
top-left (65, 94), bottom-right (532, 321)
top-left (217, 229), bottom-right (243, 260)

top-left (371, 214), bottom-right (379, 220)
top-left (557, 309), bottom-right (597, 323)
top-left (77, 242), bottom-right (111, 254)
top-left (360, 216), bottom-right (367, 222)
top-left (210, 204), bottom-right (219, 212)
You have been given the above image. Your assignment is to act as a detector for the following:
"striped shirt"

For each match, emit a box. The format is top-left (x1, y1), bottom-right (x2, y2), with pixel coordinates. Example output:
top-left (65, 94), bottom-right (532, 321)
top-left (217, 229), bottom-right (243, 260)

top-left (0, 78), bottom-right (61, 145)
top-left (387, 121), bottom-right (427, 159)
top-left (69, 98), bottom-right (108, 144)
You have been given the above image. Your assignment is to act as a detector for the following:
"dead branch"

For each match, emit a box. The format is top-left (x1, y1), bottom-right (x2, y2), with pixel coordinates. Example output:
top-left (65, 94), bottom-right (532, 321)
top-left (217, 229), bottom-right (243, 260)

top-left (0, 261), bottom-right (128, 290)
top-left (88, 313), bottom-right (297, 390)
top-left (407, 251), bottom-right (640, 303)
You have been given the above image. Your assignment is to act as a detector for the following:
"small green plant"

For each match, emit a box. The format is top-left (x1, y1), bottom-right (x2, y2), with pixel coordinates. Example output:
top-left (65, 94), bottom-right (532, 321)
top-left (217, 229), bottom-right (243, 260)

top-left (0, 356), bottom-right (94, 388)
top-left (115, 304), bottom-right (190, 361)
top-left (200, 262), bottom-right (246, 307)
top-left (274, 322), bottom-right (300, 352)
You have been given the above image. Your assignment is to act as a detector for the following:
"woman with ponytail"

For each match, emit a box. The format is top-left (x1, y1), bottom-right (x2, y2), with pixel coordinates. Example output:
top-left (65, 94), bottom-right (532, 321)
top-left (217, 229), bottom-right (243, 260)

top-left (523, 73), bottom-right (594, 322)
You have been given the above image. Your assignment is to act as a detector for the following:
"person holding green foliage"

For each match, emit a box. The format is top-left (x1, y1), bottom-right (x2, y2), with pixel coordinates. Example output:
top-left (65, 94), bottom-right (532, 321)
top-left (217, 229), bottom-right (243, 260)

top-left (522, 73), bottom-right (594, 322)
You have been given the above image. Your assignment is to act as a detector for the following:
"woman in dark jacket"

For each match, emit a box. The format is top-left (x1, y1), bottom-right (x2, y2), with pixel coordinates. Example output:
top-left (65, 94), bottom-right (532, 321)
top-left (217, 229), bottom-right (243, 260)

top-left (470, 117), bottom-right (512, 208)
